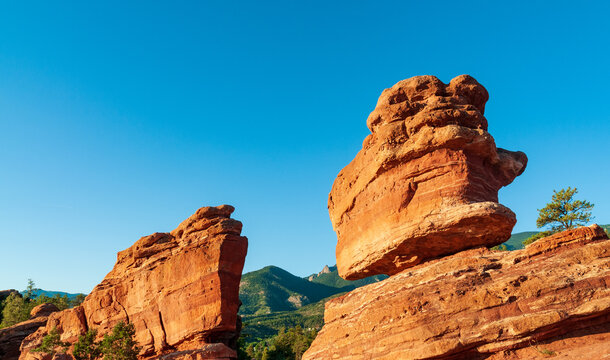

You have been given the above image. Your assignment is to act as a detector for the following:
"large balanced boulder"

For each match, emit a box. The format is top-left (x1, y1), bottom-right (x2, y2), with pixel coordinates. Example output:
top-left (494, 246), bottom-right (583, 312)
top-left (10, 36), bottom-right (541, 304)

top-left (303, 225), bottom-right (610, 359)
top-left (329, 75), bottom-right (527, 280)
top-left (19, 205), bottom-right (248, 360)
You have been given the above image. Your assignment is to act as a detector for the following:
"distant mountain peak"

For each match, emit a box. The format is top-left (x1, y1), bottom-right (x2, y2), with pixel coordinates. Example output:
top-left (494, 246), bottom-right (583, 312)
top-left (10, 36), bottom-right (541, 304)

top-left (307, 264), bottom-right (337, 282)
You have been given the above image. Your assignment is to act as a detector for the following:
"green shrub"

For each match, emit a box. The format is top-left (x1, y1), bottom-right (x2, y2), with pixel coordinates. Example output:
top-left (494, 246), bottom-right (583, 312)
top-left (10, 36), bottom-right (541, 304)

top-left (491, 244), bottom-right (508, 251)
top-left (32, 327), bottom-right (69, 355)
top-left (72, 294), bottom-right (87, 307)
top-left (241, 325), bottom-right (317, 360)
top-left (522, 231), bottom-right (552, 246)
top-left (0, 280), bottom-right (86, 329)
top-left (0, 293), bottom-right (31, 328)
top-left (98, 321), bottom-right (141, 360)
top-left (71, 322), bottom-right (140, 360)
top-left (73, 329), bottom-right (101, 360)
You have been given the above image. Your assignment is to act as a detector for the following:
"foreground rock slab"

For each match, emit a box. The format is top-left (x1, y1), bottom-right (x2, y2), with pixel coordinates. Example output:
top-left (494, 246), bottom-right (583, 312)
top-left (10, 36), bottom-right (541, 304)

top-left (20, 205), bottom-right (248, 360)
top-left (0, 303), bottom-right (59, 360)
top-left (329, 75), bottom-right (527, 280)
top-left (303, 225), bottom-right (610, 360)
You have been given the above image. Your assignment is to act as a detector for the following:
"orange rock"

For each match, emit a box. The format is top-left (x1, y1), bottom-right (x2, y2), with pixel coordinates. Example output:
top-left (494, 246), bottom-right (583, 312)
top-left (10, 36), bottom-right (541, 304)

top-left (19, 205), bottom-right (247, 360)
top-left (158, 343), bottom-right (237, 359)
top-left (0, 302), bottom-right (59, 360)
top-left (303, 225), bottom-right (610, 360)
top-left (29, 304), bottom-right (59, 319)
top-left (329, 75), bottom-right (527, 280)
top-left (0, 318), bottom-right (49, 360)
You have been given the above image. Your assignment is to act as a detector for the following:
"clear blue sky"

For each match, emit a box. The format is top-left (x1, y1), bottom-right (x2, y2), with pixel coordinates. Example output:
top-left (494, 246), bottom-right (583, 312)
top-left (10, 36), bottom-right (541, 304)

top-left (1, 1), bottom-right (609, 293)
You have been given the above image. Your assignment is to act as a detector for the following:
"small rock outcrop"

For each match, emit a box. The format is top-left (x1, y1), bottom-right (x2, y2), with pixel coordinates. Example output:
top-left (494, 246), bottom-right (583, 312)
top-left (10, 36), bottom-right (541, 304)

top-left (0, 303), bottom-right (59, 360)
top-left (29, 304), bottom-right (60, 319)
top-left (303, 225), bottom-right (610, 359)
top-left (19, 205), bottom-right (248, 360)
top-left (329, 75), bottom-right (527, 280)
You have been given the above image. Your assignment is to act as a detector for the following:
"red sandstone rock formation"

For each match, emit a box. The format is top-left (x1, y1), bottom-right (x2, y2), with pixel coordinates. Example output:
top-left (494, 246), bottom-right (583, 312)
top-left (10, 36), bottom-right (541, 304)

top-left (29, 304), bottom-right (60, 319)
top-left (329, 75), bottom-right (527, 280)
top-left (19, 205), bottom-right (247, 360)
top-left (303, 225), bottom-right (610, 359)
top-left (0, 303), bottom-right (59, 360)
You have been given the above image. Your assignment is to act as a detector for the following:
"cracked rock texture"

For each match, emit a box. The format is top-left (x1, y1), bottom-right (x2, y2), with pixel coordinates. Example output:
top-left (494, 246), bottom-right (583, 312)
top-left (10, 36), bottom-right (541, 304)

top-left (303, 225), bottom-right (610, 359)
top-left (329, 75), bottom-right (527, 280)
top-left (19, 205), bottom-right (248, 360)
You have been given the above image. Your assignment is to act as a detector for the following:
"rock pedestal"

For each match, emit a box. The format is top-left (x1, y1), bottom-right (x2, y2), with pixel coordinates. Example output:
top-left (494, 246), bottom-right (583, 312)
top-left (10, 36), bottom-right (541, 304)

top-left (303, 225), bottom-right (610, 359)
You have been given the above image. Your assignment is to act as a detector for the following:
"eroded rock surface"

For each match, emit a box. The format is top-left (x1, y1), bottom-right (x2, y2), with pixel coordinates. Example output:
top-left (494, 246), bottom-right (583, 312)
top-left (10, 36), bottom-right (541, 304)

top-left (0, 303), bottom-right (59, 360)
top-left (19, 205), bottom-right (248, 360)
top-left (303, 225), bottom-right (610, 359)
top-left (329, 75), bottom-right (527, 280)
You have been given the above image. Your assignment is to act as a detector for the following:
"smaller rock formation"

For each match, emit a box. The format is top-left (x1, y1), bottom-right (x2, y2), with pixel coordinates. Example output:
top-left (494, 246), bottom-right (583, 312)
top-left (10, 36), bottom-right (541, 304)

top-left (329, 75), bottom-right (527, 280)
top-left (19, 205), bottom-right (248, 360)
top-left (303, 225), bottom-right (610, 359)
top-left (0, 303), bottom-right (59, 360)
top-left (29, 304), bottom-right (60, 319)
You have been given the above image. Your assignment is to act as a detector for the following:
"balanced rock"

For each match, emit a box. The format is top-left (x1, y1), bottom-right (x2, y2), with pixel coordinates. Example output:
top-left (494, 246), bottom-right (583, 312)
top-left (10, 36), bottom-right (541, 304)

top-left (329, 75), bottom-right (527, 280)
top-left (19, 205), bottom-right (248, 360)
top-left (303, 225), bottom-right (610, 359)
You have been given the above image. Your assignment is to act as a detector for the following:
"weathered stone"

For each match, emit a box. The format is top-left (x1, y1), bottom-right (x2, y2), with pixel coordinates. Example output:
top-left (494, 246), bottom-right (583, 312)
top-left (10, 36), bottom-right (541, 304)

top-left (303, 225), bottom-right (610, 360)
top-left (0, 302), bottom-right (59, 360)
top-left (19, 205), bottom-right (248, 360)
top-left (29, 304), bottom-right (60, 319)
top-left (158, 343), bottom-right (236, 360)
top-left (329, 75), bottom-right (527, 280)
top-left (0, 317), bottom-right (49, 360)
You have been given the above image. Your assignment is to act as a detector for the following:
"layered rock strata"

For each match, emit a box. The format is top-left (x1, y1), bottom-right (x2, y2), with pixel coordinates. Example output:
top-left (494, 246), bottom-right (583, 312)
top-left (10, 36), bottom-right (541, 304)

top-left (0, 304), bottom-right (59, 360)
top-left (329, 75), bottom-right (527, 280)
top-left (19, 205), bottom-right (248, 360)
top-left (303, 225), bottom-right (610, 359)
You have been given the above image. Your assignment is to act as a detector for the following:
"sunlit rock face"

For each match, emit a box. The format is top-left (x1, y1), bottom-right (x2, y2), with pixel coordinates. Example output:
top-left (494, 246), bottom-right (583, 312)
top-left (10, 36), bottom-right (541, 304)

top-left (19, 205), bottom-right (248, 360)
top-left (328, 75), bottom-right (527, 280)
top-left (304, 225), bottom-right (610, 360)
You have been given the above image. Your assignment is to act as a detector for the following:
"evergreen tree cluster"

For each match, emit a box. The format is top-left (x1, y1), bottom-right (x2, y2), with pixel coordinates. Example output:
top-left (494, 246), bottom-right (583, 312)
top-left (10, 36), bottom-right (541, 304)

top-left (239, 325), bottom-right (317, 360)
top-left (0, 280), bottom-right (85, 329)
top-left (33, 321), bottom-right (140, 360)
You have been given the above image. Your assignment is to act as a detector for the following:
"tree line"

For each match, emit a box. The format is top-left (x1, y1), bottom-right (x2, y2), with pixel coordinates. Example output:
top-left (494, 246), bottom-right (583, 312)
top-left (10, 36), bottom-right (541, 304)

top-left (0, 280), bottom-right (85, 328)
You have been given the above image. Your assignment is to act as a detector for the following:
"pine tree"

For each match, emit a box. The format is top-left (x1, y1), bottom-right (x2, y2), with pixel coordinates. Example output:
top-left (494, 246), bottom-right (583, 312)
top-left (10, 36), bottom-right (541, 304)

top-left (32, 327), bottom-right (69, 355)
top-left (0, 293), bottom-right (31, 328)
top-left (536, 187), bottom-right (594, 232)
top-left (98, 321), bottom-right (141, 360)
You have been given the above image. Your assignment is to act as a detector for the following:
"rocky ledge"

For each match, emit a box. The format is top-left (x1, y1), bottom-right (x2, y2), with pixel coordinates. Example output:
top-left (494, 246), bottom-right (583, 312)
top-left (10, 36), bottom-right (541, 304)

top-left (303, 225), bottom-right (610, 359)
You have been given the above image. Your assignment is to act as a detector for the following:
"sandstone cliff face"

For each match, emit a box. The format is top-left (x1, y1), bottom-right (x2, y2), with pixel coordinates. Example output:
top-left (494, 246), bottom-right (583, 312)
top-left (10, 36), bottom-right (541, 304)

top-left (19, 205), bottom-right (247, 360)
top-left (303, 225), bottom-right (610, 360)
top-left (329, 75), bottom-right (527, 280)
